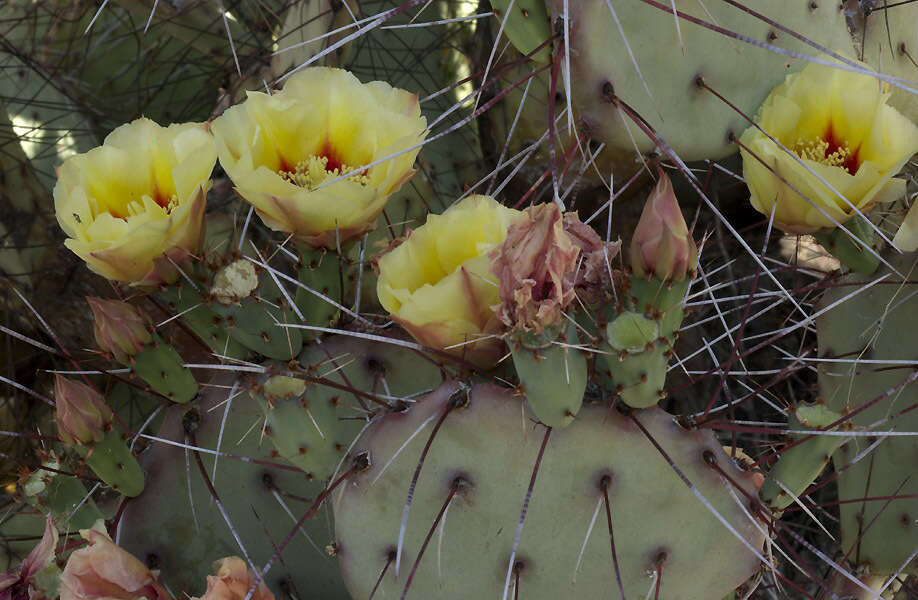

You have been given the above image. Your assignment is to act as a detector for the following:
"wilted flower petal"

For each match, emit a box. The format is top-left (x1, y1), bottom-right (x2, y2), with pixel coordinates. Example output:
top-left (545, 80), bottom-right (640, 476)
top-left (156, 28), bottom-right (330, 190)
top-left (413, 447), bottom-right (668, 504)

top-left (490, 203), bottom-right (580, 332)
top-left (59, 530), bottom-right (169, 600)
top-left (196, 557), bottom-right (273, 600)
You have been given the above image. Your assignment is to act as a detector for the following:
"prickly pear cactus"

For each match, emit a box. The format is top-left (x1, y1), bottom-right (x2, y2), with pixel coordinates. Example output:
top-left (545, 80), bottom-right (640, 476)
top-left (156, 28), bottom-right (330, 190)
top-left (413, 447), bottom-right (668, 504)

top-left (6, 1), bottom-right (918, 599)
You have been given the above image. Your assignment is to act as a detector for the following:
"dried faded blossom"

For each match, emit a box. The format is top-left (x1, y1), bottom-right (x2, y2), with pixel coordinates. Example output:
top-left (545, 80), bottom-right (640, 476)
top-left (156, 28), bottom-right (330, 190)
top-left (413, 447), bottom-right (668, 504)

top-left (59, 530), bottom-right (170, 600)
top-left (562, 213), bottom-right (621, 307)
top-left (490, 203), bottom-right (578, 331)
top-left (195, 557), bottom-right (274, 600)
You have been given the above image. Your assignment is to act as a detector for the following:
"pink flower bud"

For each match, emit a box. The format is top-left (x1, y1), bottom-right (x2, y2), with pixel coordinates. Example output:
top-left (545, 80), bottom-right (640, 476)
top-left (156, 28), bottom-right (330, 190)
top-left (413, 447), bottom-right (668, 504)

top-left (490, 203), bottom-right (580, 332)
top-left (630, 169), bottom-right (698, 281)
top-left (59, 530), bottom-right (170, 600)
top-left (53, 376), bottom-right (113, 446)
top-left (87, 298), bottom-right (153, 363)
top-left (197, 558), bottom-right (274, 600)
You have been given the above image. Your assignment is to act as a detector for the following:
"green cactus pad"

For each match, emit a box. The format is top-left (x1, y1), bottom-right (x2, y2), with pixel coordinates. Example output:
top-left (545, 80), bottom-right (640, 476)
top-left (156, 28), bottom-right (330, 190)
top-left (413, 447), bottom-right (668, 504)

top-left (211, 270), bottom-right (304, 361)
top-left (131, 334), bottom-right (199, 404)
top-left (859, 4), bottom-right (918, 123)
top-left (491, 0), bottom-right (552, 63)
top-left (117, 373), bottom-right (351, 599)
top-left (334, 382), bottom-right (766, 600)
top-left (817, 254), bottom-right (918, 574)
top-left (77, 429), bottom-right (144, 498)
top-left (555, 0), bottom-right (854, 160)
top-left (260, 336), bottom-right (445, 480)
top-left (295, 249), bottom-right (344, 336)
top-left (512, 325), bottom-right (587, 428)
top-left (157, 285), bottom-right (247, 360)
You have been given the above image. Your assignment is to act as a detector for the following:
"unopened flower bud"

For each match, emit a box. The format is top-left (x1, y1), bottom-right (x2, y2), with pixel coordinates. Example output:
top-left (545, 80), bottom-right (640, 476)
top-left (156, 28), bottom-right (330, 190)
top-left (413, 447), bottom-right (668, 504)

top-left (54, 376), bottom-right (112, 446)
top-left (490, 203), bottom-right (580, 332)
top-left (88, 298), bottom-right (152, 363)
top-left (630, 169), bottom-right (697, 281)
top-left (196, 557), bottom-right (274, 600)
top-left (59, 529), bottom-right (170, 600)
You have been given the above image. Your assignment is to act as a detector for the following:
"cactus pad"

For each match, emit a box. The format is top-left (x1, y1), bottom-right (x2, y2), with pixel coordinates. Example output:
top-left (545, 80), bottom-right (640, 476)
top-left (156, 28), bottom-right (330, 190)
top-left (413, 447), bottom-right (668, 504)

top-left (334, 382), bottom-right (766, 599)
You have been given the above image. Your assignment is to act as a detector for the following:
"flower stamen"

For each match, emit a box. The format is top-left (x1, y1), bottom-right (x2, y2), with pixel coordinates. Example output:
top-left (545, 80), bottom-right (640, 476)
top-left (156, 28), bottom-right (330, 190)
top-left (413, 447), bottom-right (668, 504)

top-left (280, 155), bottom-right (370, 189)
top-left (793, 137), bottom-right (854, 170)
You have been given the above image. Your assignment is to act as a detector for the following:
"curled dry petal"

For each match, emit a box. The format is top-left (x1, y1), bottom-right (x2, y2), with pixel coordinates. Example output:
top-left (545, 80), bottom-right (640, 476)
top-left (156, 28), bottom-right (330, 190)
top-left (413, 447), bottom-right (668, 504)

top-left (490, 203), bottom-right (580, 332)
top-left (0, 515), bottom-right (58, 600)
top-left (562, 213), bottom-right (621, 306)
top-left (196, 557), bottom-right (273, 600)
top-left (59, 530), bottom-right (170, 600)
top-left (53, 376), bottom-right (113, 446)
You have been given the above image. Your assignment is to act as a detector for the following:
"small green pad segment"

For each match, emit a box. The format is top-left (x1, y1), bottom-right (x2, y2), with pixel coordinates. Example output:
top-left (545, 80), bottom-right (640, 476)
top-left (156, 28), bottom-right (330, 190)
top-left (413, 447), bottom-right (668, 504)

top-left (629, 277), bottom-right (689, 343)
top-left (512, 325), bottom-right (586, 428)
top-left (79, 429), bottom-right (144, 498)
top-left (132, 334), bottom-right (198, 404)
top-left (604, 312), bottom-right (667, 408)
top-left (335, 383), bottom-right (765, 599)
top-left (22, 454), bottom-right (103, 530)
top-left (491, 0), bottom-right (552, 63)
top-left (760, 405), bottom-right (846, 512)
top-left (295, 248), bottom-right (343, 335)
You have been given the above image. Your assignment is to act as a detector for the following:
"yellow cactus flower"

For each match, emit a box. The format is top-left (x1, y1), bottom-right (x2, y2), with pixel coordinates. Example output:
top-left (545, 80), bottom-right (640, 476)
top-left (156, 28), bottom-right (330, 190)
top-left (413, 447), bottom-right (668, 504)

top-left (212, 67), bottom-right (427, 247)
top-left (377, 195), bottom-right (524, 367)
top-left (54, 118), bottom-right (216, 284)
top-left (739, 59), bottom-right (918, 234)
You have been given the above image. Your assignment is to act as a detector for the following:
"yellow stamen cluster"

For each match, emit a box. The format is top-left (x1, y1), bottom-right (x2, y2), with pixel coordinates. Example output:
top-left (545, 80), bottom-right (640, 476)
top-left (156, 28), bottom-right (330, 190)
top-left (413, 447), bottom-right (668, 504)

top-left (793, 138), bottom-right (853, 171)
top-left (280, 155), bottom-right (370, 190)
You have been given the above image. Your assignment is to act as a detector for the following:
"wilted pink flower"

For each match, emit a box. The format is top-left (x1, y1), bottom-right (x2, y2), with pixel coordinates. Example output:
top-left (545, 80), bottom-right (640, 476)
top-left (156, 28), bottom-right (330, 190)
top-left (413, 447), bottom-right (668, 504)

top-left (88, 298), bottom-right (152, 363)
top-left (490, 203), bottom-right (580, 332)
top-left (563, 213), bottom-right (621, 306)
top-left (0, 515), bottom-right (58, 600)
top-left (197, 558), bottom-right (273, 600)
top-left (54, 376), bottom-right (112, 446)
top-left (59, 530), bottom-right (170, 600)
top-left (630, 169), bottom-right (697, 281)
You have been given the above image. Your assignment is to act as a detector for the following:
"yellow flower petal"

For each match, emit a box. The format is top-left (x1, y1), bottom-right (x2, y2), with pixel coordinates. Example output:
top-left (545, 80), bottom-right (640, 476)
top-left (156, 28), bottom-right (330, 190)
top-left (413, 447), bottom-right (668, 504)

top-left (377, 195), bottom-right (524, 367)
top-left (54, 118), bottom-right (216, 284)
top-left (212, 67), bottom-right (427, 247)
top-left (739, 58), bottom-right (918, 234)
